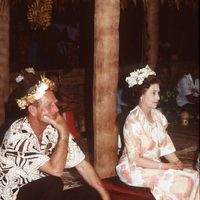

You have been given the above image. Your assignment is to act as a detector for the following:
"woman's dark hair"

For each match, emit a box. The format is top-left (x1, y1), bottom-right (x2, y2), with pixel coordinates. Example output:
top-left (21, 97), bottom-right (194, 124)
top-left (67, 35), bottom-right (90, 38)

top-left (130, 75), bottom-right (159, 107)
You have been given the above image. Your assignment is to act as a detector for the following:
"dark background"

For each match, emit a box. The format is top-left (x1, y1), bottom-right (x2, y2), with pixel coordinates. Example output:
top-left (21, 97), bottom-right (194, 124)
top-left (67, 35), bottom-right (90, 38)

top-left (10, 1), bottom-right (199, 72)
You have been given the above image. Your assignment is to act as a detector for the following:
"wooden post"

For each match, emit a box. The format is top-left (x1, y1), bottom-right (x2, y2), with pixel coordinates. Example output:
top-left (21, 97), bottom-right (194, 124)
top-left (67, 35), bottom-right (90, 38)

top-left (143, 0), bottom-right (160, 69)
top-left (93, 0), bottom-right (120, 178)
top-left (0, 1), bottom-right (10, 126)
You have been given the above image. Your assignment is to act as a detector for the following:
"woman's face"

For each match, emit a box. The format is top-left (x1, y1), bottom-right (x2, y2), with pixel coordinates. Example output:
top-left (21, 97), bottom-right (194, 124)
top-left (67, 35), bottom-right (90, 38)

top-left (140, 83), bottom-right (160, 109)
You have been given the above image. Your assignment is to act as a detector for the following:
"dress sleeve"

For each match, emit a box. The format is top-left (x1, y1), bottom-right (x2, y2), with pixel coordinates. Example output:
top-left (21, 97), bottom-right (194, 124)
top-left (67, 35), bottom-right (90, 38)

top-left (160, 134), bottom-right (176, 156)
top-left (123, 115), bottom-right (141, 169)
top-left (157, 111), bottom-right (176, 156)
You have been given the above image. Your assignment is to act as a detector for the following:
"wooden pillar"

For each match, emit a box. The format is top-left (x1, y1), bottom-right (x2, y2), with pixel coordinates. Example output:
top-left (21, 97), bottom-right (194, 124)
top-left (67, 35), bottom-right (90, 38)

top-left (0, 1), bottom-right (10, 126)
top-left (143, 0), bottom-right (160, 69)
top-left (93, 0), bottom-right (120, 178)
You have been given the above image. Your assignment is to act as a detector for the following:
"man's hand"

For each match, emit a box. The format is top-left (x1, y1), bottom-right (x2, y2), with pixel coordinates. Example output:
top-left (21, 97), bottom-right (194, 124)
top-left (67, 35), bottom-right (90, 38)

top-left (40, 114), bottom-right (69, 176)
top-left (44, 113), bottom-right (69, 139)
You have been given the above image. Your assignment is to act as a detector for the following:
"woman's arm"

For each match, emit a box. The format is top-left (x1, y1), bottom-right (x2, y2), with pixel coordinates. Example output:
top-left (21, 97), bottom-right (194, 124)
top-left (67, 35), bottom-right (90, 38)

top-left (133, 153), bottom-right (183, 170)
top-left (164, 152), bottom-right (184, 170)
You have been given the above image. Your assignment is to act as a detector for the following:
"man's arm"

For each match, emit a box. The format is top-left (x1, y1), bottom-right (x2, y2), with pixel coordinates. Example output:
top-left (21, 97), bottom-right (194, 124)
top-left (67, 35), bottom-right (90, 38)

top-left (186, 94), bottom-right (199, 104)
top-left (76, 160), bottom-right (110, 200)
top-left (39, 114), bottom-right (70, 176)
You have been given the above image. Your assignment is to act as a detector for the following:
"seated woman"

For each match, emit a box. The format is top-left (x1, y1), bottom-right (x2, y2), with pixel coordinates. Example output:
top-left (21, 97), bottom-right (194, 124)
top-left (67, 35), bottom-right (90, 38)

top-left (116, 65), bottom-right (199, 200)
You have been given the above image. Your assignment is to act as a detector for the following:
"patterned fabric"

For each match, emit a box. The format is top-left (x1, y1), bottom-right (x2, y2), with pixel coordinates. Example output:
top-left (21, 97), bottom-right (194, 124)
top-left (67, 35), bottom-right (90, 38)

top-left (116, 106), bottom-right (199, 200)
top-left (176, 74), bottom-right (199, 107)
top-left (0, 117), bottom-right (85, 200)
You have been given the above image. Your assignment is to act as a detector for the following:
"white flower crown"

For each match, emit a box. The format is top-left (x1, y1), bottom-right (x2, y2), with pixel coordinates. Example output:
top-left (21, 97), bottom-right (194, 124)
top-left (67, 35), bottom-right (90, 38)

top-left (16, 74), bottom-right (24, 83)
top-left (125, 65), bottom-right (156, 88)
top-left (25, 67), bottom-right (35, 74)
top-left (16, 75), bottom-right (55, 110)
top-left (15, 67), bottom-right (35, 83)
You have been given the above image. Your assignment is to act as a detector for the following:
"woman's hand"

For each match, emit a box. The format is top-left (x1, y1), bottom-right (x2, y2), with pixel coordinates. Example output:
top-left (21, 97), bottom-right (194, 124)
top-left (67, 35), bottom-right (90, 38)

top-left (164, 153), bottom-right (184, 170)
top-left (164, 162), bottom-right (184, 170)
top-left (174, 160), bottom-right (184, 170)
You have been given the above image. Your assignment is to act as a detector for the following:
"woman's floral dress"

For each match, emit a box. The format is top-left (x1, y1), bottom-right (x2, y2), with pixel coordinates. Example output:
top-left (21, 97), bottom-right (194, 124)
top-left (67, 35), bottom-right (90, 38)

top-left (116, 106), bottom-right (199, 200)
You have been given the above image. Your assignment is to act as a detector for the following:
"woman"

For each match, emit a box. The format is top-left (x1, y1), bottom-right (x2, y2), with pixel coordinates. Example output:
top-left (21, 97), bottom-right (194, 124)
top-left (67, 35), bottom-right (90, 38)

top-left (116, 65), bottom-right (199, 200)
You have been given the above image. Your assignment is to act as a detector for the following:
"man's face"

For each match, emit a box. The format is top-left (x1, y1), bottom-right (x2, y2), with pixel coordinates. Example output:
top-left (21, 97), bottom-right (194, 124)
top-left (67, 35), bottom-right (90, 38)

top-left (35, 90), bottom-right (59, 124)
top-left (159, 68), bottom-right (170, 84)
top-left (193, 67), bottom-right (199, 80)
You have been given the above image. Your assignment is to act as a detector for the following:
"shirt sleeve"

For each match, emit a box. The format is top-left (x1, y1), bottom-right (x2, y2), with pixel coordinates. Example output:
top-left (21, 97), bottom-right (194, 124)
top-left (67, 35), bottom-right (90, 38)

top-left (194, 79), bottom-right (199, 96)
top-left (177, 75), bottom-right (192, 96)
top-left (65, 135), bottom-right (85, 168)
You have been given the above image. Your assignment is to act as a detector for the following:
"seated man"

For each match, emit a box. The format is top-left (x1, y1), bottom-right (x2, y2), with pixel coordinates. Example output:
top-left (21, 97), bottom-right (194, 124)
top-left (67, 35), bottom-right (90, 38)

top-left (176, 64), bottom-right (199, 119)
top-left (0, 75), bottom-right (110, 200)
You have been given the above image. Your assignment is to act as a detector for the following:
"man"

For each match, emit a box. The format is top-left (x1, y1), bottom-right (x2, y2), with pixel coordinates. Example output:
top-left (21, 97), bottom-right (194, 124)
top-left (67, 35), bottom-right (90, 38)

top-left (176, 64), bottom-right (199, 119)
top-left (0, 75), bottom-right (110, 200)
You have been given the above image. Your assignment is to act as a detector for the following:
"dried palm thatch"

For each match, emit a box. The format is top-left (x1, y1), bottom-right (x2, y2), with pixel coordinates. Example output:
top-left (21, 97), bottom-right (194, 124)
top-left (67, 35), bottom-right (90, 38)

top-left (0, 0), bottom-right (198, 30)
top-left (27, 0), bottom-right (53, 30)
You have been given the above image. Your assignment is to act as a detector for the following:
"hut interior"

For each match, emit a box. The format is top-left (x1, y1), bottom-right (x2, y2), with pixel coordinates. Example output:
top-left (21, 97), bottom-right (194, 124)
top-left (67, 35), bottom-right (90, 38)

top-left (0, 0), bottom-right (199, 199)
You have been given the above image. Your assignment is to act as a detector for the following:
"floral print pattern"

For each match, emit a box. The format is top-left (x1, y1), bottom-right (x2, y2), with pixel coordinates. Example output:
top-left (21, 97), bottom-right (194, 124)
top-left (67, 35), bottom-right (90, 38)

top-left (116, 106), bottom-right (199, 200)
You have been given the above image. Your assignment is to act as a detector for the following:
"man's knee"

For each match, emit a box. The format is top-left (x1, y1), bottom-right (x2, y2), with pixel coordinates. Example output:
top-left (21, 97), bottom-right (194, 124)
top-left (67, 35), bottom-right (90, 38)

top-left (47, 176), bottom-right (64, 190)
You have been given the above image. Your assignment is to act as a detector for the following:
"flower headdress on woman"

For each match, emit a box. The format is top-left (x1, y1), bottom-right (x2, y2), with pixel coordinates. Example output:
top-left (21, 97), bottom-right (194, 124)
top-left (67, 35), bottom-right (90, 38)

top-left (15, 67), bottom-right (36, 83)
top-left (125, 65), bottom-right (156, 88)
top-left (16, 75), bottom-right (55, 110)
top-left (24, 67), bottom-right (35, 74)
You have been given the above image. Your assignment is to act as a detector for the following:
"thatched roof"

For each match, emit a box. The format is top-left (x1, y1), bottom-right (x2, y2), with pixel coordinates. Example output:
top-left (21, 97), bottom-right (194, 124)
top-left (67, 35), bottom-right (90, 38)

top-left (1, 0), bottom-right (196, 30)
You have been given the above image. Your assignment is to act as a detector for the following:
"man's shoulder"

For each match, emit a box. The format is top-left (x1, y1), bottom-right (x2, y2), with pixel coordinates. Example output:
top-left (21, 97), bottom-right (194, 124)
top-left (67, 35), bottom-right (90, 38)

top-left (7, 117), bottom-right (30, 136)
top-left (11, 117), bottom-right (26, 127)
top-left (179, 74), bottom-right (191, 82)
top-left (176, 74), bottom-right (191, 88)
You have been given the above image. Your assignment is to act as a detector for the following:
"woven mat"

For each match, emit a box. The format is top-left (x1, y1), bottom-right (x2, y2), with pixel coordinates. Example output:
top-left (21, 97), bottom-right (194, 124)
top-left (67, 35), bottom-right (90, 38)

top-left (62, 170), bottom-right (83, 190)
top-left (176, 146), bottom-right (198, 169)
top-left (61, 135), bottom-right (198, 190)
top-left (62, 137), bottom-right (89, 190)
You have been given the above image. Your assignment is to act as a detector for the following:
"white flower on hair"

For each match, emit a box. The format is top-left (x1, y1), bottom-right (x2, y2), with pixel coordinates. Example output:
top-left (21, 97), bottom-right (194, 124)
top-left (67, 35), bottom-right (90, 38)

top-left (126, 65), bottom-right (156, 88)
top-left (16, 74), bottom-right (24, 83)
top-left (25, 67), bottom-right (35, 74)
top-left (17, 99), bottom-right (28, 110)
top-left (33, 82), bottom-right (48, 100)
